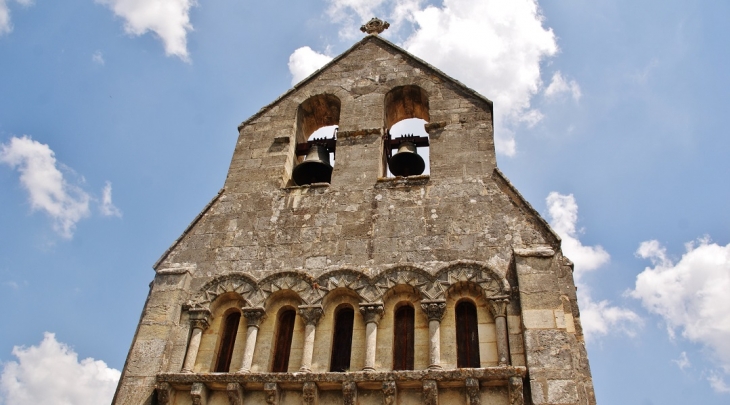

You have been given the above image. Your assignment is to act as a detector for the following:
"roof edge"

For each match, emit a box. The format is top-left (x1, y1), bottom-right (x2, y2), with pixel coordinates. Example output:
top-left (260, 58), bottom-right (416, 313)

top-left (153, 188), bottom-right (225, 271)
top-left (492, 168), bottom-right (562, 249)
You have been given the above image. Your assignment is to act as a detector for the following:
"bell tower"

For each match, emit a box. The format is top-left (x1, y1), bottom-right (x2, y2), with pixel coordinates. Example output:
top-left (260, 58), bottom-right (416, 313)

top-left (112, 19), bottom-right (596, 405)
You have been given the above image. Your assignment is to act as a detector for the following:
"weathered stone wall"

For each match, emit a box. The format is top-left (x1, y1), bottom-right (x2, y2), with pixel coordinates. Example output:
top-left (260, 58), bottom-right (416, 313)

top-left (112, 35), bottom-right (594, 405)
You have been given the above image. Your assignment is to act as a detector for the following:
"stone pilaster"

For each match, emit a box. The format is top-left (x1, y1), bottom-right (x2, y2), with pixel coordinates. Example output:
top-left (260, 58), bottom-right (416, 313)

top-left (182, 309), bottom-right (210, 373)
top-left (359, 302), bottom-right (384, 371)
top-left (420, 300), bottom-right (446, 370)
top-left (466, 377), bottom-right (481, 405)
top-left (298, 305), bottom-right (324, 372)
top-left (238, 307), bottom-right (266, 373)
top-left (488, 298), bottom-right (510, 366)
top-left (343, 381), bottom-right (358, 405)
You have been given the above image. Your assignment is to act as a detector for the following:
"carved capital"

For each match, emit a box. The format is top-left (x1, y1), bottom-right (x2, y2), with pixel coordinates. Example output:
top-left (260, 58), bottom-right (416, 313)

top-left (298, 305), bottom-right (324, 326)
top-left (189, 308), bottom-right (211, 330)
top-left (488, 298), bottom-right (509, 319)
top-left (242, 307), bottom-right (266, 327)
top-left (420, 300), bottom-right (447, 322)
top-left (359, 302), bottom-right (384, 325)
top-left (302, 381), bottom-right (318, 405)
top-left (466, 378), bottom-right (481, 405)
top-left (226, 383), bottom-right (243, 405)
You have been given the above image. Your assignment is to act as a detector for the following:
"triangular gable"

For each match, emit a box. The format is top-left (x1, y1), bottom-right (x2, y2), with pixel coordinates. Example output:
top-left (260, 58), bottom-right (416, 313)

top-left (237, 34), bottom-right (494, 132)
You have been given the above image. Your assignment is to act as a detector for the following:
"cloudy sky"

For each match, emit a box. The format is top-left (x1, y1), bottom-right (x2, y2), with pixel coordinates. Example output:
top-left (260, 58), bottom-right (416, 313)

top-left (1, 0), bottom-right (729, 403)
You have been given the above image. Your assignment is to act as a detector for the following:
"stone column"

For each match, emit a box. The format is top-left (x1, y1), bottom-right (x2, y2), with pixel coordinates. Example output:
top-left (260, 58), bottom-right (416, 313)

top-left (488, 298), bottom-right (510, 366)
top-left (237, 307), bottom-right (266, 373)
top-left (359, 302), bottom-right (384, 371)
top-left (298, 305), bottom-right (324, 372)
top-left (181, 309), bottom-right (210, 373)
top-left (420, 300), bottom-right (446, 370)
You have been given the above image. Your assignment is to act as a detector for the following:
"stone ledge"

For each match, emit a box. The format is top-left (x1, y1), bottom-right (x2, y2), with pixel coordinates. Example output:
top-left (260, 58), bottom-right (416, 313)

top-left (513, 247), bottom-right (556, 257)
top-left (375, 175), bottom-right (430, 187)
top-left (284, 182), bottom-right (331, 190)
top-left (157, 366), bottom-right (525, 388)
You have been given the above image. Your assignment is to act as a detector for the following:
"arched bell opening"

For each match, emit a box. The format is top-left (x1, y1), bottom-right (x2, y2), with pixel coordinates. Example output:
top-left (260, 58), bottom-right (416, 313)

top-left (291, 94), bottom-right (340, 186)
top-left (383, 86), bottom-right (430, 177)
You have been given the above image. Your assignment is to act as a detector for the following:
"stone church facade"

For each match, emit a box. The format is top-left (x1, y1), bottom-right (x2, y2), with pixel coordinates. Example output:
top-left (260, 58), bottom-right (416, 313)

top-left (112, 23), bottom-right (596, 405)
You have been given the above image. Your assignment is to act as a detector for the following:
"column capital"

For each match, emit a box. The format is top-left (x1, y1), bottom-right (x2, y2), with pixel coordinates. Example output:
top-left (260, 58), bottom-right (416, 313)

top-left (298, 305), bottom-right (324, 326)
top-left (189, 308), bottom-right (211, 330)
top-left (488, 298), bottom-right (509, 319)
top-left (242, 307), bottom-right (266, 327)
top-left (420, 300), bottom-right (447, 322)
top-left (359, 302), bottom-right (385, 325)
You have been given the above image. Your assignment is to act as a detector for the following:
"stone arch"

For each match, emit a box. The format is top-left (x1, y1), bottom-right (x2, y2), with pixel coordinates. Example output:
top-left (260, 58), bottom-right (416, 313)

top-left (371, 265), bottom-right (437, 302)
top-left (192, 273), bottom-right (258, 310)
top-left (434, 261), bottom-right (510, 300)
top-left (256, 271), bottom-right (317, 307)
top-left (315, 269), bottom-right (370, 304)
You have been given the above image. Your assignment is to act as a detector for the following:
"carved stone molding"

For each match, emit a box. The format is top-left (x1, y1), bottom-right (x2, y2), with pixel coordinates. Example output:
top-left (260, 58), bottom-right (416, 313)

top-left (302, 381), bottom-right (318, 405)
top-left (242, 307), bottom-right (266, 327)
top-left (342, 381), bottom-right (358, 405)
top-left (298, 305), bottom-right (325, 326)
top-left (190, 382), bottom-right (208, 405)
top-left (509, 376), bottom-right (524, 405)
top-left (226, 383), bottom-right (243, 405)
top-left (383, 380), bottom-right (397, 405)
top-left (264, 382), bottom-right (279, 405)
top-left (420, 300), bottom-right (447, 322)
top-left (423, 379), bottom-right (438, 405)
top-left (488, 298), bottom-right (509, 319)
top-left (156, 382), bottom-right (173, 405)
top-left (359, 302), bottom-right (384, 324)
top-left (466, 377), bottom-right (481, 405)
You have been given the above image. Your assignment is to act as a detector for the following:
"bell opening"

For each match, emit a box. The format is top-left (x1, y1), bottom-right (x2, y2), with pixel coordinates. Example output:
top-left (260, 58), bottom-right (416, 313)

top-left (386, 118), bottom-right (430, 177)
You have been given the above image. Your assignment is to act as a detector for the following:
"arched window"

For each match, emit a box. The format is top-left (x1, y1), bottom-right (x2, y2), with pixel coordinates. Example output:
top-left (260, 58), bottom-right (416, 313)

top-left (330, 306), bottom-right (354, 372)
top-left (291, 94), bottom-right (340, 186)
top-left (456, 300), bottom-right (481, 368)
top-left (272, 308), bottom-right (296, 372)
top-left (214, 311), bottom-right (241, 372)
top-left (393, 304), bottom-right (414, 370)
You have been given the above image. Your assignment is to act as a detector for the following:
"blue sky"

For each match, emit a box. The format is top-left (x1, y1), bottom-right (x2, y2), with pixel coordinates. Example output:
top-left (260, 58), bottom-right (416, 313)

top-left (1, 0), bottom-right (729, 403)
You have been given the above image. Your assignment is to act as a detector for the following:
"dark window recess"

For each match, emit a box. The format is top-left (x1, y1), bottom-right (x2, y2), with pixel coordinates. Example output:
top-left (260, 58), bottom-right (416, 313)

top-left (330, 307), bottom-right (355, 372)
top-left (272, 309), bottom-right (296, 372)
top-left (393, 305), bottom-right (415, 370)
top-left (214, 312), bottom-right (241, 372)
top-left (456, 301), bottom-right (481, 368)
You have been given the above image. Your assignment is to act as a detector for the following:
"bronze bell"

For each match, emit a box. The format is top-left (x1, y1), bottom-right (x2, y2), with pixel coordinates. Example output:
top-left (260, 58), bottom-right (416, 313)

top-left (388, 141), bottom-right (425, 176)
top-left (292, 144), bottom-right (333, 185)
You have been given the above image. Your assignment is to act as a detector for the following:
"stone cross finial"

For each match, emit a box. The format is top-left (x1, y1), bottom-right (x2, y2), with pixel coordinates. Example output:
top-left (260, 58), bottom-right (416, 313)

top-left (361, 17), bottom-right (390, 35)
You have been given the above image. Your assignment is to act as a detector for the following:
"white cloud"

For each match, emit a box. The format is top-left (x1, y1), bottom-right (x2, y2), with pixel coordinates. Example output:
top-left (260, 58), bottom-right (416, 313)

top-left (545, 71), bottom-right (581, 101)
top-left (0, 333), bottom-right (120, 405)
top-left (92, 50), bottom-right (105, 66)
top-left (96, 0), bottom-right (196, 61)
top-left (0, 136), bottom-right (121, 238)
top-left (0, 136), bottom-right (91, 238)
top-left (100, 181), bottom-right (122, 217)
top-left (708, 373), bottom-right (730, 394)
top-left (0, 0), bottom-right (32, 36)
top-left (546, 192), bottom-right (641, 340)
top-left (631, 237), bottom-right (730, 392)
top-left (674, 351), bottom-right (691, 371)
top-left (321, 0), bottom-right (564, 156)
top-left (288, 46), bottom-right (334, 86)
